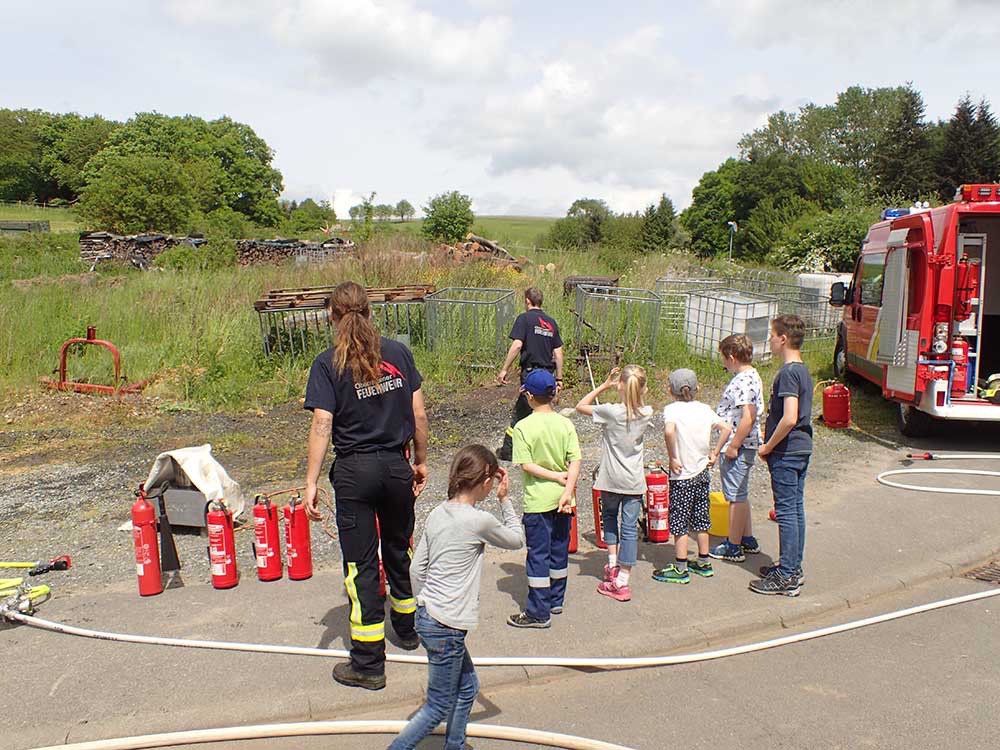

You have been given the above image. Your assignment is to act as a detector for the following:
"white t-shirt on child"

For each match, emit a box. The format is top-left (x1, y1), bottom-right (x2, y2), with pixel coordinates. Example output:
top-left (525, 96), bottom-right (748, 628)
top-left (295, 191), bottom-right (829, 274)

top-left (662, 400), bottom-right (722, 480)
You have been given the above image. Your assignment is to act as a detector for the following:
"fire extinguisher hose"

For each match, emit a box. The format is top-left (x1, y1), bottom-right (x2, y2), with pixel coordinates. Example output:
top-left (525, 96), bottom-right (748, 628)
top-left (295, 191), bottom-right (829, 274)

top-left (25, 720), bottom-right (635, 750)
top-left (876, 453), bottom-right (1000, 496)
top-left (5, 587), bottom-right (999, 669)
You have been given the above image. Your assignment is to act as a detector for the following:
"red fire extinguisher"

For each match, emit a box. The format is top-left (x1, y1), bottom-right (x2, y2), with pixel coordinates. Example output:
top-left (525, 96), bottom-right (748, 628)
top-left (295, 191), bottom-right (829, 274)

top-left (206, 500), bottom-right (239, 589)
top-left (253, 495), bottom-right (282, 582)
top-left (822, 382), bottom-right (851, 428)
top-left (567, 489), bottom-right (578, 554)
top-left (132, 486), bottom-right (163, 597)
top-left (284, 496), bottom-right (313, 581)
top-left (951, 337), bottom-right (969, 396)
top-left (645, 462), bottom-right (670, 544)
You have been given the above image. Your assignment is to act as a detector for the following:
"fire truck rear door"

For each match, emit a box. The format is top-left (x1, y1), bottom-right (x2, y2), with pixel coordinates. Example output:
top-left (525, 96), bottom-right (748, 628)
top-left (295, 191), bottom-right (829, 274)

top-left (877, 232), bottom-right (917, 398)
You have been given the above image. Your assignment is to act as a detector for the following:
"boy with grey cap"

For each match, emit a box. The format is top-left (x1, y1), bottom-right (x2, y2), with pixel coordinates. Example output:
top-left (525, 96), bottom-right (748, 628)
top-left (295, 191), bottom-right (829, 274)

top-left (653, 368), bottom-right (731, 584)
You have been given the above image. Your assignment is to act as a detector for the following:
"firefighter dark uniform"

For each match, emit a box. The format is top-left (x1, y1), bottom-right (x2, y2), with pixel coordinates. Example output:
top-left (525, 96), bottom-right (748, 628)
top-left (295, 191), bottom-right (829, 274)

top-left (304, 337), bottom-right (421, 676)
top-left (498, 308), bottom-right (563, 460)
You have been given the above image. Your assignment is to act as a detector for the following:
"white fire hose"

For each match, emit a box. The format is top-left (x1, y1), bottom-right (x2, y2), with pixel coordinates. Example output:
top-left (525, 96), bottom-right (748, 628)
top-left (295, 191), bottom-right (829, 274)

top-left (876, 452), bottom-right (1000, 496)
top-left (28, 721), bottom-right (633, 750)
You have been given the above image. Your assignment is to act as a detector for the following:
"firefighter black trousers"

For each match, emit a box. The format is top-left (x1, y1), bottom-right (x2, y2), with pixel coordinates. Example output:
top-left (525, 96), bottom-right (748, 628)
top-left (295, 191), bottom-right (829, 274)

top-left (331, 450), bottom-right (417, 675)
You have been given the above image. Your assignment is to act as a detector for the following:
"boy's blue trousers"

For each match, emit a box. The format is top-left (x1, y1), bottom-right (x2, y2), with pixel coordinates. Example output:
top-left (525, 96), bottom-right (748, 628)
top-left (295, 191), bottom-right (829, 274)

top-left (523, 510), bottom-right (571, 620)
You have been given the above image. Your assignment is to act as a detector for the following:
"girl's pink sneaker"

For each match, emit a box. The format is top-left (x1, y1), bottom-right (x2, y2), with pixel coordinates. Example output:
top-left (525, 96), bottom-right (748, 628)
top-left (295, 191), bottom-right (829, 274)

top-left (597, 580), bottom-right (631, 602)
top-left (603, 563), bottom-right (620, 583)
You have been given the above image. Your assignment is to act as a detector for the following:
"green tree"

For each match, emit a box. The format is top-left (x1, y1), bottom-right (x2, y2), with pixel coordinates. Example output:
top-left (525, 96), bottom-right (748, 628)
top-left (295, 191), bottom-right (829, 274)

top-left (354, 193), bottom-right (377, 241)
top-left (974, 99), bottom-right (1000, 184)
top-left (374, 203), bottom-right (395, 221)
top-left (396, 199), bottom-right (415, 222)
top-left (77, 153), bottom-right (197, 233)
top-left (0, 109), bottom-right (59, 202)
top-left (286, 198), bottom-right (336, 233)
top-left (566, 197), bottom-right (611, 244)
top-left (680, 159), bottom-right (743, 257)
top-left (546, 216), bottom-right (587, 250)
top-left (772, 201), bottom-right (878, 272)
top-left (39, 113), bottom-right (119, 199)
top-left (422, 191), bottom-right (474, 242)
top-left (84, 112), bottom-right (283, 226)
top-left (935, 96), bottom-right (979, 201)
top-left (873, 85), bottom-right (933, 198)
top-left (639, 194), bottom-right (676, 252)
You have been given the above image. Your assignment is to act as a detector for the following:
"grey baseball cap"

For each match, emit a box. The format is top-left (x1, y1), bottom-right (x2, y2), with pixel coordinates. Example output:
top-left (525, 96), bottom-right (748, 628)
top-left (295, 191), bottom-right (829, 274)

top-left (668, 368), bottom-right (699, 396)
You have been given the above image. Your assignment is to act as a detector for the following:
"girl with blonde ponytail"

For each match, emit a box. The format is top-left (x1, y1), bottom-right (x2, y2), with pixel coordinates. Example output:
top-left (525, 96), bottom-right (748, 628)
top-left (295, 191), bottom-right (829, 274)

top-left (575, 365), bottom-right (653, 602)
top-left (301, 280), bottom-right (430, 690)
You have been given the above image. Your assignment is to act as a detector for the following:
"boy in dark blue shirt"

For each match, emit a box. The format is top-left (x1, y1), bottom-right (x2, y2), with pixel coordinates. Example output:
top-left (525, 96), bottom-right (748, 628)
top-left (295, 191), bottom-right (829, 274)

top-left (751, 314), bottom-right (812, 597)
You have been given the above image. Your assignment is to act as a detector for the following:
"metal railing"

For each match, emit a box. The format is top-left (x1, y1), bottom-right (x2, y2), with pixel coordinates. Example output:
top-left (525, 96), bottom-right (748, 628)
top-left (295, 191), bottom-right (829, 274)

top-left (425, 288), bottom-right (516, 366)
top-left (574, 285), bottom-right (662, 359)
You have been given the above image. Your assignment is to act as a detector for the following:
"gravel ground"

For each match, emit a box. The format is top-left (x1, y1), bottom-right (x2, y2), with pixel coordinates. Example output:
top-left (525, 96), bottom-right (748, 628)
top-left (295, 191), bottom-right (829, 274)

top-left (0, 382), bottom-right (887, 597)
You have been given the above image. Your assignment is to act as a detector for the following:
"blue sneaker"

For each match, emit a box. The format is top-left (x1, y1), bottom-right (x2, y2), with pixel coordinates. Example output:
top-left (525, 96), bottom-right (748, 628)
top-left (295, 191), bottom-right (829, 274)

top-left (741, 536), bottom-right (761, 555)
top-left (652, 564), bottom-right (690, 584)
top-left (709, 541), bottom-right (746, 562)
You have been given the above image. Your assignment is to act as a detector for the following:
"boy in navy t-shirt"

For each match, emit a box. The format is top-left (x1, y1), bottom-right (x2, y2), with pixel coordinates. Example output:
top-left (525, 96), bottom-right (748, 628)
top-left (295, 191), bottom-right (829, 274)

top-left (751, 314), bottom-right (812, 597)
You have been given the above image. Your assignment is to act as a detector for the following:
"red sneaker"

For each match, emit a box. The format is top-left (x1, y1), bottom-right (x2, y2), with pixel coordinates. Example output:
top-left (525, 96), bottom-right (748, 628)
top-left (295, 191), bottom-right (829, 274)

top-left (603, 563), bottom-right (620, 582)
top-left (597, 580), bottom-right (631, 602)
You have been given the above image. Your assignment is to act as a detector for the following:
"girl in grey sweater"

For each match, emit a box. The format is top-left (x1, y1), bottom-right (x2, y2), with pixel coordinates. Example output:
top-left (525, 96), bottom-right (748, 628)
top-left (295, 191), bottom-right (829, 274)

top-left (389, 444), bottom-right (524, 750)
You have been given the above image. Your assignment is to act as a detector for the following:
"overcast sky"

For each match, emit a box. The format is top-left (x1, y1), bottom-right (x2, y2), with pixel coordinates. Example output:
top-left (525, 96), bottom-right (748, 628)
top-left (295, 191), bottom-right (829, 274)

top-left (5, 1), bottom-right (1000, 217)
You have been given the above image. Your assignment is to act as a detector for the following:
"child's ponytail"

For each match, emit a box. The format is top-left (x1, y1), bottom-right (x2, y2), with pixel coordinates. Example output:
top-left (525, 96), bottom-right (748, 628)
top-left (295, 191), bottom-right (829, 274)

top-left (620, 364), bottom-right (647, 423)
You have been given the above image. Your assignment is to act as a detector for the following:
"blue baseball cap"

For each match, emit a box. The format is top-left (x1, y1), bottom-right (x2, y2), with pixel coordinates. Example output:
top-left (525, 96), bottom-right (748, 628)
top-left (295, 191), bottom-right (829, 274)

top-left (522, 369), bottom-right (557, 396)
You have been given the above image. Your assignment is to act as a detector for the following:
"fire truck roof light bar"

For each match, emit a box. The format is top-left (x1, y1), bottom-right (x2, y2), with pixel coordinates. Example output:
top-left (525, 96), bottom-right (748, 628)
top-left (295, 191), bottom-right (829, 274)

top-left (958, 183), bottom-right (1000, 202)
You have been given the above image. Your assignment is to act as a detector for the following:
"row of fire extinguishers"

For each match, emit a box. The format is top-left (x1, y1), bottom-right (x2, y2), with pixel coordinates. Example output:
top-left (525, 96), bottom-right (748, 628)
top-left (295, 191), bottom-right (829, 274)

top-left (131, 486), bottom-right (314, 597)
top-left (592, 462), bottom-right (671, 548)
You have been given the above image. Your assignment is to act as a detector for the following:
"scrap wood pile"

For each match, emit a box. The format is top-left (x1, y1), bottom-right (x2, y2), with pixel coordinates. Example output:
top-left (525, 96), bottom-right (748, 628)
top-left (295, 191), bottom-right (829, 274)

top-left (437, 234), bottom-right (527, 271)
top-left (78, 231), bottom-right (206, 268)
top-left (253, 284), bottom-right (435, 313)
top-left (236, 237), bottom-right (356, 266)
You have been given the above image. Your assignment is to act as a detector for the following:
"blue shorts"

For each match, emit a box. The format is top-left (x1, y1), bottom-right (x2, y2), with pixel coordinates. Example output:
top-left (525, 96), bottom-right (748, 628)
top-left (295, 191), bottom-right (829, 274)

top-left (720, 448), bottom-right (756, 503)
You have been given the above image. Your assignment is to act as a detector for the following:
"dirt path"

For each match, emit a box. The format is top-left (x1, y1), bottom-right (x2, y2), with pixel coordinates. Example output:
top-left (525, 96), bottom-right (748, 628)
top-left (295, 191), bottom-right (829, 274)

top-left (0, 384), bottom-right (897, 596)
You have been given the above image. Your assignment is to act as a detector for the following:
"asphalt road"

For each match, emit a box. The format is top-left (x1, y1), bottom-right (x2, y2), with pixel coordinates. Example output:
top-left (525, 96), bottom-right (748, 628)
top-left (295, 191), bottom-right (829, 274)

top-left (96, 575), bottom-right (999, 750)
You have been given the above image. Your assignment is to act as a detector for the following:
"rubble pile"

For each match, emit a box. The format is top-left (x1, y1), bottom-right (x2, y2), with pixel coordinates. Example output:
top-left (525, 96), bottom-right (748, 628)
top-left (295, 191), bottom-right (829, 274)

top-left (437, 233), bottom-right (527, 271)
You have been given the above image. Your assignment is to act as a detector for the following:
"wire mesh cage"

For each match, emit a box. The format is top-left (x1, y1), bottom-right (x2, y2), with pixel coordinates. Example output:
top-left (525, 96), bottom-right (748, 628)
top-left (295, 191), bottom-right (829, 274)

top-left (425, 287), bottom-right (516, 365)
top-left (685, 288), bottom-right (779, 360)
top-left (574, 285), bottom-right (662, 359)
top-left (255, 285), bottom-right (432, 357)
top-left (653, 276), bottom-right (729, 329)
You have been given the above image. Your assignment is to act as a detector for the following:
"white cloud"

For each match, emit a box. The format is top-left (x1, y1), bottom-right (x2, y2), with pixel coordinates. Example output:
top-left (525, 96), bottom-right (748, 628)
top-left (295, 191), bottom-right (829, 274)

top-left (706, 0), bottom-right (1000, 50)
top-left (423, 31), bottom-right (774, 210)
top-left (165, 0), bottom-right (512, 85)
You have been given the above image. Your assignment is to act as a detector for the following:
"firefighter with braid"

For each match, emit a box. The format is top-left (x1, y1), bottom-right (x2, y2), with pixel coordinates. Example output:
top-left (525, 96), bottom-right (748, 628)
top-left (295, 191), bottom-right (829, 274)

top-left (303, 280), bottom-right (430, 691)
top-left (496, 287), bottom-right (564, 461)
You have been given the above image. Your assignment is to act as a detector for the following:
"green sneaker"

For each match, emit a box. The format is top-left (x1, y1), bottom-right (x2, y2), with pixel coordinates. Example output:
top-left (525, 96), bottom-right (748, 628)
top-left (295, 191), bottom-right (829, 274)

top-left (689, 559), bottom-right (714, 578)
top-left (652, 564), bottom-right (690, 584)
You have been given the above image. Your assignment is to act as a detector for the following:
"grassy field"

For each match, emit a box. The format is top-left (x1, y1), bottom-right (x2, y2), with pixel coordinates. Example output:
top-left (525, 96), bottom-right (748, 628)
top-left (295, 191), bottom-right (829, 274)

top-left (0, 203), bottom-right (82, 233)
top-left (374, 216), bottom-right (556, 250)
top-left (0, 230), bottom-right (838, 411)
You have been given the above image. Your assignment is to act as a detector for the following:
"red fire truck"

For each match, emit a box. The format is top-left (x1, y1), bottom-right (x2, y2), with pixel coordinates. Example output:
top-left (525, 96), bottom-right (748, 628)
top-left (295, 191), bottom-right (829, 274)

top-left (830, 184), bottom-right (1000, 436)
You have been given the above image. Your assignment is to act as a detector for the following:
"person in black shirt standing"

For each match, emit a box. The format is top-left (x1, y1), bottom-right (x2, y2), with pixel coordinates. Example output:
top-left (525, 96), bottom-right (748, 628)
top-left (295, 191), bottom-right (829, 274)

top-left (303, 281), bottom-right (429, 691)
top-left (496, 287), bottom-right (563, 461)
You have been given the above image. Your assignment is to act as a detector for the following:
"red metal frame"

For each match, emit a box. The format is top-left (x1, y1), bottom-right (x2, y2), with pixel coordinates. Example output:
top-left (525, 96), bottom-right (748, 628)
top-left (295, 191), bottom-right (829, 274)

top-left (41, 326), bottom-right (148, 395)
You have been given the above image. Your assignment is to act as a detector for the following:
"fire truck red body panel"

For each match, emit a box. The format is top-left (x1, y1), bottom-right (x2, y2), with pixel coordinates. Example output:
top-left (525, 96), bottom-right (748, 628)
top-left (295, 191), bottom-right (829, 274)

top-left (831, 185), bottom-right (1000, 434)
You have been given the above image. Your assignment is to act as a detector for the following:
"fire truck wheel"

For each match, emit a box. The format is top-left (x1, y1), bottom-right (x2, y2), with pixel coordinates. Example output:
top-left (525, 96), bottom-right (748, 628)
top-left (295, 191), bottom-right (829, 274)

top-left (832, 335), bottom-right (848, 379)
top-left (896, 402), bottom-right (935, 438)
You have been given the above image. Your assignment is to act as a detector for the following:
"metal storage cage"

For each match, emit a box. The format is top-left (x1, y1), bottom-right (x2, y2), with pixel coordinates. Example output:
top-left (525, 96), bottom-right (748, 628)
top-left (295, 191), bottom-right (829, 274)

top-left (654, 276), bottom-right (728, 329)
top-left (425, 287), bottom-right (516, 365)
top-left (685, 289), bottom-right (778, 360)
top-left (255, 285), bottom-right (432, 357)
top-left (574, 285), bottom-right (662, 358)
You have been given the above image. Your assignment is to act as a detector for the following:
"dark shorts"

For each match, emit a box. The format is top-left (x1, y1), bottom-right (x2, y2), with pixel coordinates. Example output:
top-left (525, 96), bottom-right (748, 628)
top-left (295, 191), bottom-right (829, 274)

top-left (668, 469), bottom-right (711, 536)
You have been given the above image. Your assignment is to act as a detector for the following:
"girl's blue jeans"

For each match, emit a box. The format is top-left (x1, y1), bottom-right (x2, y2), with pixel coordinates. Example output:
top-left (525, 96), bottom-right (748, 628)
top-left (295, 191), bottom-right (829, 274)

top-left (388, 606), bottom-right (479, 750)
top-left (599, 492), bottom-right (642, 566)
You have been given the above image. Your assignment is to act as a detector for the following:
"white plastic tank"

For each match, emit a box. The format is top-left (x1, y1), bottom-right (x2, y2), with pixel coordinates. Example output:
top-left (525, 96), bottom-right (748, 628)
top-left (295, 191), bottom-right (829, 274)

top-left (797, 272), bottom-right (852, 329)
top-left (685, 289), bottom-right (778, 360)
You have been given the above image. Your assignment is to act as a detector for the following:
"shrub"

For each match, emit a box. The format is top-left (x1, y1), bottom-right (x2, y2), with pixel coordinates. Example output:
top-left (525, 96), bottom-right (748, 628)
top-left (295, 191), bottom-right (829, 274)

top-left (155, 238), bottom-right (236, 271)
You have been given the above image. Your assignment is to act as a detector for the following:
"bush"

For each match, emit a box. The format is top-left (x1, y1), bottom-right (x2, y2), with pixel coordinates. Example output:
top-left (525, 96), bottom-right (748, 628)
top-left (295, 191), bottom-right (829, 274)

top-left (422, 191), bottom-right (474, 243)
top-left (155, 238), bottom-right (237, 271)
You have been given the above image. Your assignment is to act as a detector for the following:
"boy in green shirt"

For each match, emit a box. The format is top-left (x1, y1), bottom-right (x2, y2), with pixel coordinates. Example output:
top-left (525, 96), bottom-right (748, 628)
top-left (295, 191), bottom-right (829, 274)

top-left (508, 369), bottom-right (582, 628)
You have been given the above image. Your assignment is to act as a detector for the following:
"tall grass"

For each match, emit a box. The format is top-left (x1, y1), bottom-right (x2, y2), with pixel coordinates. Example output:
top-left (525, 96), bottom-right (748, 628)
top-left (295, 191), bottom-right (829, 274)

top-left (0, 232), bottom-right (838, 410)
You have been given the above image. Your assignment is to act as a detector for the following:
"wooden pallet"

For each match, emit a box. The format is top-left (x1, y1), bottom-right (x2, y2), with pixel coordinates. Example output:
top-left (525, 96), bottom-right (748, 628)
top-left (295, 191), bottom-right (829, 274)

top-left (254, 284), bottom-right (435, 312)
